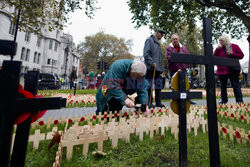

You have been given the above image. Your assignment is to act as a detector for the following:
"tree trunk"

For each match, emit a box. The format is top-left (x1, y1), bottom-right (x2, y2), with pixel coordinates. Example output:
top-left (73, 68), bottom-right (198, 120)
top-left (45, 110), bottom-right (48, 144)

top-left (247, 35), bottom-right (250, 87)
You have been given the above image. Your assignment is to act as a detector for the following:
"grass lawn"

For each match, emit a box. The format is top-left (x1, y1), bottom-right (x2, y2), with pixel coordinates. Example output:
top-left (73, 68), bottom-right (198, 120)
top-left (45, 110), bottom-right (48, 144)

top-left (25, 113), bottom-right (250, 167)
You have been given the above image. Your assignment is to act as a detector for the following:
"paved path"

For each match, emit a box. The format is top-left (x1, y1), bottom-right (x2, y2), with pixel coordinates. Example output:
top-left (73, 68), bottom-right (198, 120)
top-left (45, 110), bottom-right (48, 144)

top-left (40, 97), bottom-right (250, 121)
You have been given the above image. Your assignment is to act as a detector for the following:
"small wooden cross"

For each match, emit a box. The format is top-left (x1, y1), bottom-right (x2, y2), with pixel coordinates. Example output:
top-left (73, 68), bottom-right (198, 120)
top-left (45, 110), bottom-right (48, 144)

top-left (61, 128), bottom-right (78, 159)
top-left (28, 130), bottom-right (45, 149)
top-left (200, 118), bottom-right (207, 133)
top-left (78, 131), bottom-right (93, 156)
top-left (109, 125), bottom-right (120, 148)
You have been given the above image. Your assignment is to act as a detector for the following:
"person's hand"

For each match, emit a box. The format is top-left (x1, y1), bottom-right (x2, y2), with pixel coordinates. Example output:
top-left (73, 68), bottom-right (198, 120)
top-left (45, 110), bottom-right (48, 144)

top-left (125, 98), bottom-right (134, 108)
top-left (152, 63), bottom-right (156, 68)
top-left (228, 52), bottom-right (233, 56)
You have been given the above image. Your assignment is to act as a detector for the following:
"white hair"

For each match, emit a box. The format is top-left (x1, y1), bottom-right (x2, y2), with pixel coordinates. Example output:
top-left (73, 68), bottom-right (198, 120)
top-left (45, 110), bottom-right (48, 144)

top-left (130, 60), bottom-right (146, 75)
top-left (218, 34), bottom-right (231, 47)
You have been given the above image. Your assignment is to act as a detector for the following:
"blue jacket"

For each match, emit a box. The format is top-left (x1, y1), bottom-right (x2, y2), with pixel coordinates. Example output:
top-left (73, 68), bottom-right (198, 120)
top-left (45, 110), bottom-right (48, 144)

top-left (143, 35), bottom-right (163, 72)
top-left (96, 59), bottom-right (149, 113)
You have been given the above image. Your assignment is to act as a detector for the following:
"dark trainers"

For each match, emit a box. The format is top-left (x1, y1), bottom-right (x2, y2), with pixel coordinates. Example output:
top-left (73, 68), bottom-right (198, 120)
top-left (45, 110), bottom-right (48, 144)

top-left (219, 101), bottom-right (227, 104)
top-left (156, 103), bottom-right (166, 108)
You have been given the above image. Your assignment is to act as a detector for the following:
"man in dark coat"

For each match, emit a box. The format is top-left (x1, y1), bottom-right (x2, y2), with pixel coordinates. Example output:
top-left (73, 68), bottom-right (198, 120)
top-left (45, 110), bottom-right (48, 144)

top-left (143, 28), bottom-right (166, 108)
top-left (69, 66), bottom-right (77, 89)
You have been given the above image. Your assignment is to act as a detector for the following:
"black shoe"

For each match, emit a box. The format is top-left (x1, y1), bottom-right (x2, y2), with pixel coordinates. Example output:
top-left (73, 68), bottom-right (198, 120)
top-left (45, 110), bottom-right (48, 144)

top-left (190, 101), bottom-right (196, 105)
top-left (149, 104), bottom-right (155, 109)
top-left (156, 103), bottom-right (165, 108)
top-left (219, 101), bottom-right (227, 104)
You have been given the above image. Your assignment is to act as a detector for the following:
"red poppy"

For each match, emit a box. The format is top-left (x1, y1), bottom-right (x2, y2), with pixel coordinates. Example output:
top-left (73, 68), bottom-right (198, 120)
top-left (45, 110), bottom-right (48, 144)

top-left (151, 109), bottom-right (154, 114)
top-left (92, 115), bottom-right (97, 120)
top-left (94, 100), bottom-right (96, 103)
top-left (103, 114), bottom-right (107, 119)
top-left (88, 101), bottom-right (91, 103)
top-left (114, 113), bottom-right (118, 118)
top-left (38, 121), bottom-right (44, 126)
top-left (224, 112), bottom-right (227, 117)
top-left (68, 119), bottom-right (72, 124)
top-left (54, 120), bottom-right (59, 125)
top-left (220, 105), bottom-right (222, 108)
top-left (80, 117), bottom-right (85, 122)
top-left (217, 111), bottom-right (219, 115)
top-left (134, 111), bottom-right (138, 115)
top-left (222, 127), bottom-right (227, 133)
top-left (81, 100), bottom-right (85, 103)
top-left (235, 131), bottom-right (241, 138)
top-left (14, 85), bottom-right (47, 124)
top-left (240, 115), bottom-right (244, 120)
top-left (248, 135), bottom-right (250, 140)
top-left (230, 113), bottom-right (234, 118)
top-left (123, 112), bottom-right (127, 117)
top-left (76, 101), bottom-right (78, 104)
top-left (159, 109), bottom-right (162, 112)
top-left (230, 105), bottom-right (233, 109)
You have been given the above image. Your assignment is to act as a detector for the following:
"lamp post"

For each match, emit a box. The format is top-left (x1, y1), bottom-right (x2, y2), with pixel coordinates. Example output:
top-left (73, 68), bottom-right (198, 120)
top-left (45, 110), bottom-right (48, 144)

top-left (64, 46), bottom-right (69, 81)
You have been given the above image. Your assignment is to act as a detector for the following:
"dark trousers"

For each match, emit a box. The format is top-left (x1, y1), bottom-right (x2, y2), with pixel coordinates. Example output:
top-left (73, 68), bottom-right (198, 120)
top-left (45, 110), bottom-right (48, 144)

top-left (70, 81), bottom-right (75, 89)
top-left (145, 69), bottom-right (163, 105)
top-left (219, 74), bottom-right (243, 103)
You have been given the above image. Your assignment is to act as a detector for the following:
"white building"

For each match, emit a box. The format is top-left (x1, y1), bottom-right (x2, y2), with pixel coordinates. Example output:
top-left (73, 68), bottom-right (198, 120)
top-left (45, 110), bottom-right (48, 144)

top-left (0, 4), bottom-right (80, 81)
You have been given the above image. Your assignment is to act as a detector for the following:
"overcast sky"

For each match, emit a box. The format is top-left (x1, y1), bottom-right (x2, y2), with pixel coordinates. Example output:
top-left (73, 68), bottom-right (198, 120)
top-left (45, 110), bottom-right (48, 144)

top-left (64, 0), bottom-right (249, 64)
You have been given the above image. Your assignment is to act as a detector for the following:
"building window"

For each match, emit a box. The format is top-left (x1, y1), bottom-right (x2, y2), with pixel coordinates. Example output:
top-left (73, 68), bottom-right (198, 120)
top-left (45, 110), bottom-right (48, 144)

top-left (56, 30), bottom-right (60, 39)
top-left (33, 52), bottom-right (37, 63)
top-left (9, 22), bottom-right (16, 35)
top-left (49, 40), bottom-right (53, 49)
top-left (20, 47), bottom-right (26, 60)
top-left (47, 58), bottom-right (51, 65)
top-left (37, 53), bottom-right (41, 64)
top-left (25, 31), bottom-right (31, 42)
top-left (37, 36), bottom-right (41, 47)
top-left (54, 42), bottom-right (58, 51)
top-left (25, 49), bottom-right (30, 61)
top-left (52, 59), bottom-right (57, 66)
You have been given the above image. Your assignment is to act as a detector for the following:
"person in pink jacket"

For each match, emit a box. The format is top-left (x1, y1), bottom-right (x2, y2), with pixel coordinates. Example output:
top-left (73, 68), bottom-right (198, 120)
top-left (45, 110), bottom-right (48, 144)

top-left (166, 34), bottom-right (189, 80)
top-left (213, 34), bottom-right (244, 104)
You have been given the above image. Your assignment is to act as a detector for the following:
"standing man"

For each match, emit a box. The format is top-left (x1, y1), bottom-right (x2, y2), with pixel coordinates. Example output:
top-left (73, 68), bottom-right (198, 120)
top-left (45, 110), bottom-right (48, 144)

top-left (166, 34), bottom-right (196, 104)
top-left (69, 66), bottom-right (77, 89)
top-left (143, 28), bottom-right (166, 108)
top-left (166, 34), bottom-right (189, 82)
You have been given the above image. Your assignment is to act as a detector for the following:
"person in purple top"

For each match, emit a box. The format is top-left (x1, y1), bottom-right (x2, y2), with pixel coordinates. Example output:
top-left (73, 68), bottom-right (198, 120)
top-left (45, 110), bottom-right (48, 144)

top-left (166, 34), bottom-right (189, 83)
top-left (213, 34), bottom-right (244, 104)
top-left (166, 34), bottom-right (196, 104)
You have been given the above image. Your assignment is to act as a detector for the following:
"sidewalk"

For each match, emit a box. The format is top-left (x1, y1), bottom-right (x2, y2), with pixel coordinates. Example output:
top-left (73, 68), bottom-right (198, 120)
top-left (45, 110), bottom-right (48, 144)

top-left (40, 97), bottom-right (250, 121)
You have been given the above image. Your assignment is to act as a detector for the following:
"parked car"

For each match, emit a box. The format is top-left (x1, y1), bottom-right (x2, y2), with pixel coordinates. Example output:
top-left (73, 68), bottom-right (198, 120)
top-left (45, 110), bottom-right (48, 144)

top-left (20, 73), bottom-right (61, 90)
top-left (38, 73), bottom-right (61, 90)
